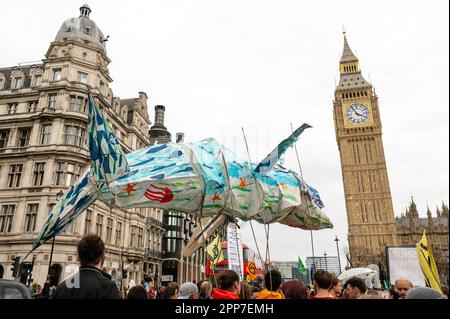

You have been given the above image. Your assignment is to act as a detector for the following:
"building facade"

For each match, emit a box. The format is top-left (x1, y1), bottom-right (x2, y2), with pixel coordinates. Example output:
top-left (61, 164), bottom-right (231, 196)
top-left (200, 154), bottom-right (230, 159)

top-left (272, 261), bottom-right (310, 285)
top-left (306, 256), bottom-right (341, 277)
top-left (0, 5), bottom-right (164, 291)
top-left (333, 33), bottom-right (398, 267)
top-left (396, 199), bottom-right (449, 285)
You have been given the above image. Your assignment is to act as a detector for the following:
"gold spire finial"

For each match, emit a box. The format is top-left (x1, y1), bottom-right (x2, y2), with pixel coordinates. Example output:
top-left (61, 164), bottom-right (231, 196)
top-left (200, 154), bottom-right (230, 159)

top-left (342, 24), bottom-right (346, 36)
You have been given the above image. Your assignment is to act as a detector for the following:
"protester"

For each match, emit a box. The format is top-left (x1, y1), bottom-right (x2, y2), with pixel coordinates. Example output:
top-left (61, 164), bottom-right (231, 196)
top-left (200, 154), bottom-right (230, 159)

top-left (161, 282), bottom-right (179, 299)
top-left (329, 274), bottom-right (342, 299)
top-left (177, 282), bottom-right (199, 299)
top-left (239, 282), bottom-right (253, 299)
top-left (199, 280), bottom-right (212, 299)
top-left (281, 280), bottom-right (308, 299)
top-left (257, 270), bottom-right (285, 299)
top-left (127, 285), bottom-right (149, 299)
top-left (143, 275), bottom-right (152, 298)
top-left (394, 278), bottom-right (413, 299)
top-left (211, 270), bottom-right (241, 299)
top-left (38, 276), bottom-right (52, 299)
top-left (405, 287), bottom-right (445, 299)
top-left (343, 277), bottom-right (366, 299)
top-left (52, 234), bottom-right (122, 299)
top-left (310, 269), bottom-right (334, 299)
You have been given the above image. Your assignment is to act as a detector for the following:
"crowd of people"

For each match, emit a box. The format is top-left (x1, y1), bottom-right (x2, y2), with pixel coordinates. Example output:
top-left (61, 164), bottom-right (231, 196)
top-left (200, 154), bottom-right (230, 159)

top-left (45, 235), bottom-right (448, 300)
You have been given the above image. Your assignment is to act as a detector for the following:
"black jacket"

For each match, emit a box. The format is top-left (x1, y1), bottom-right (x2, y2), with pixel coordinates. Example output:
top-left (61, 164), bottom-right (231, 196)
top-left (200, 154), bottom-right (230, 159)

top-left (52, 265), bottom-right (122, 299)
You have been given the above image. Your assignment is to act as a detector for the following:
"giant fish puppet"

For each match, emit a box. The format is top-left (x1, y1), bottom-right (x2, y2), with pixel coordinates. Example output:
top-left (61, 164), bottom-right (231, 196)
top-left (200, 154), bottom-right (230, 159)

top-left (29, 94), bottom-right (333, 253)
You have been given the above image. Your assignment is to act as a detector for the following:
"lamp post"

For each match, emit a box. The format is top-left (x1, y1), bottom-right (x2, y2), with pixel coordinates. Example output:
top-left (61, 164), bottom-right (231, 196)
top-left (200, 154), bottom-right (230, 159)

top-left (334, 236), bottom-right (342, 275)
top-left (324, 252), bottom-right (328, 271)
top-left (47, 190), bottom-right (64, 282)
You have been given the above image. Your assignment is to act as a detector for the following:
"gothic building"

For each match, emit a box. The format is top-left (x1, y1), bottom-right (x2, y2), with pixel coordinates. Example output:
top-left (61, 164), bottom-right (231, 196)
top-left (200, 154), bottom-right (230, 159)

top-left (0, 5), bottom-right (164, 291)
top-left (396, 199), bottom-right (449, 284)
top-left (333, 32), bottom-right (398, 267)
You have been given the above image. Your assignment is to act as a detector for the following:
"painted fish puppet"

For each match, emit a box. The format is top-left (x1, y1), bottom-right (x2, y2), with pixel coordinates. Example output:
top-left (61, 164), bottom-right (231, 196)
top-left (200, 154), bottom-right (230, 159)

top-left (30, 94), bottom-right (333, 252)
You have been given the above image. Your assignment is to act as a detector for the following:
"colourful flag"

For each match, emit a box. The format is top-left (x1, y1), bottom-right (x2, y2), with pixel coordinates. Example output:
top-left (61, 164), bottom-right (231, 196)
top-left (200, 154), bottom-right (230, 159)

top-left (87, 93), bottom-right (128, 184)
top-left (298, 257), bottom-right (307, 276)
top-left (247, 258), bottom-right (257, 281)
top-left (206, 234), bottom-right (224, 267)
top-left (416, 230), bottom-right (442, 293)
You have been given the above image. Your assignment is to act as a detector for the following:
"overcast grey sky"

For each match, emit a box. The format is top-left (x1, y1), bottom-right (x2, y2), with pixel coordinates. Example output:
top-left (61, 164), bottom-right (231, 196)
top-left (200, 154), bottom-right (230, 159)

top-left (1, 0), bottom-right (448, 265)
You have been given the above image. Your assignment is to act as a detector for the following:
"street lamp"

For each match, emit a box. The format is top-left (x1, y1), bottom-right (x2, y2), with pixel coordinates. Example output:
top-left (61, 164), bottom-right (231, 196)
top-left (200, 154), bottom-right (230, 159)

top-left (334, 236), bottom-right (342, 275)
top-left (47, 190), bottom-right (64, 282)
top-left (324, 252), bottom-right (328, 271)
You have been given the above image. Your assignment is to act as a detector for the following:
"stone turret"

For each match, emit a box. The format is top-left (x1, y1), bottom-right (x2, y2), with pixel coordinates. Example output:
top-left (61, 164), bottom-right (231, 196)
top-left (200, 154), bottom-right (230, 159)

top-left (427, 205), bottom-right (433, 230)
top-left (442, 201), bottom-right (449, 217)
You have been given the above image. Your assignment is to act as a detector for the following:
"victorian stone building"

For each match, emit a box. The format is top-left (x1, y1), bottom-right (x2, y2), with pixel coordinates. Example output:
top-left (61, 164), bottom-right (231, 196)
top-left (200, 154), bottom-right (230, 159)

top-left (396, 198), bottom-right (449, 284)
top-left (0, 5), bottom-right (165, 290)
top-left (333, 33), bottom-right (399, 267)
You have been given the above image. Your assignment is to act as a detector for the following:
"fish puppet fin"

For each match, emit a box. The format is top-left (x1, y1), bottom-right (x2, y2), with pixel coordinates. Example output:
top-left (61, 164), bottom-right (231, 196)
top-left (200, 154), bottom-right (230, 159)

top-left (87, 92), bottom-right (129, 185)
top-left (255, 123), bottom-right (312, 174)
top-left (31, 171), bottom-right (99, 252)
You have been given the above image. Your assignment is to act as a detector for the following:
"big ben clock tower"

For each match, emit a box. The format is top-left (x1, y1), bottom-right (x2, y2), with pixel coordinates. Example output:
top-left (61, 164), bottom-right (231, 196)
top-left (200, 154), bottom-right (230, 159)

top-left (333, 32), bottom-right (398, 267)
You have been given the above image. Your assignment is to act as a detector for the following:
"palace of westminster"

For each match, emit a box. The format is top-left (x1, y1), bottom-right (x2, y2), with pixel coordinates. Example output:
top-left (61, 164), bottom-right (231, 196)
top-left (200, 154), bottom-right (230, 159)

top-left (0, 5), bottom-right (448, 288)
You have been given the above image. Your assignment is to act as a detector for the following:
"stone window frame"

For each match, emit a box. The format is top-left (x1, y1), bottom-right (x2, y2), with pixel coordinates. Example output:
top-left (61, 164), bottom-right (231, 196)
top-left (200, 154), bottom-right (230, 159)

top-left (7, 103), bottom-right (18, 115)
top-left (7, 163), bottom-right (23, 188)
top-left (29, 68), bottom-right (43, 88)
top-left (40, 123), bottom-right (53, 145)
top-left (27, 100), bottom-right (38, 113)
top-left (0, 129), bottom-right (9, 149)
top-left (76, 70), bottom-right (88, 84)
top-left (32, 162), bottom-right (46, 186)
top-left (17, 127), bottom-right (32, 147)
top-left (52, 68), bottom-right (62, 81)
top-left (24, 203), bottom-right (39, 233)
top-left (0, 204), bottom-right (16, 234)
top-left (10, 69), bottom-right (25, 90)
top-left (62, 123), bottom-right (87, 148)
top-left (69, 94), bottom-right (87, 113)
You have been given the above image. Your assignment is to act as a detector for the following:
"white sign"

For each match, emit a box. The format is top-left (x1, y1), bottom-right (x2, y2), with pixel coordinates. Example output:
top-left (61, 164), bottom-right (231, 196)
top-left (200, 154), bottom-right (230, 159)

top-left (227, 222), bottom-right (244, 280)
top-left (161, 275), bottom-right (173, 282)
top-left (387, 247), bottom-right (425, 287)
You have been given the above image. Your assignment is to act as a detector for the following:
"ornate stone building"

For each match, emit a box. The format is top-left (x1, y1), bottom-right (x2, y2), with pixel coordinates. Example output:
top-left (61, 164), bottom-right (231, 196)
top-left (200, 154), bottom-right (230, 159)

top-left (396, 199), bottom-right (449, 284)
top-left (0, 5), bottom-right (164, 291)
top-left (333, 33), bottom-right (398, 267)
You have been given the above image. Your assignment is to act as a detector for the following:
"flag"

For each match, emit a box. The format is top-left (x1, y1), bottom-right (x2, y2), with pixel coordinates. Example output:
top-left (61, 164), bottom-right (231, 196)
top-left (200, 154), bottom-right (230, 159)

top-left (87, 93), bottom-right (128, 184)
top-left (206, 234), bottom-right (224, 267)
top-left (298, 257), bottom-right (307, 276)
top-left (246, 258), bottom-right (257, 281)
top-left (416, 230), bottom-right (442, 293)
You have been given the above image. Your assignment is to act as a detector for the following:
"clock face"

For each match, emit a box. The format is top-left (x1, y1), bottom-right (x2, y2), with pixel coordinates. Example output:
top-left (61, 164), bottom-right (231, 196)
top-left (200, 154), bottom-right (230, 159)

top-left (346, 103), bottom-right (369, 124)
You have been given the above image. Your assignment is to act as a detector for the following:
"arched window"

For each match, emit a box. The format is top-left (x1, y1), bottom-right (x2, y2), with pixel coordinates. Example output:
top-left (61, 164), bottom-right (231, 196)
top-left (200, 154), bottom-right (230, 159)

top-left (82, 52), bottom-right (87, 60)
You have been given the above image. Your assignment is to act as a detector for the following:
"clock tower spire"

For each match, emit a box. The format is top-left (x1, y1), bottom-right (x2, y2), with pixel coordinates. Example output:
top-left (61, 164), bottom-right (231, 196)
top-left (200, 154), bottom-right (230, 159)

top-left (333, 32), bottom-right (398, 267)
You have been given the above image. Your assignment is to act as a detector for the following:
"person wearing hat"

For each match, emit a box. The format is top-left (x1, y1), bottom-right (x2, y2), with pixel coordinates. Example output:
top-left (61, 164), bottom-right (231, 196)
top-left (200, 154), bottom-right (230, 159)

top-left (405, 287), bottom-right (446, 299)
top-left (177, 282), bottom-right (199, 299)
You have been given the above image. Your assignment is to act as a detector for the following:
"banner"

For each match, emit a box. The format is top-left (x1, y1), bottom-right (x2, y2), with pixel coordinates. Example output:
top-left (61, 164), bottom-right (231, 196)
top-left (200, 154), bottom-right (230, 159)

top-left (416, 230), bottom-right (442, 293)
top-left (387, 247), bottom-right (425, 286)
top-left (206, 233), bottom-right (224, 267)
top-left (227, 222), bottom-right (244, 280)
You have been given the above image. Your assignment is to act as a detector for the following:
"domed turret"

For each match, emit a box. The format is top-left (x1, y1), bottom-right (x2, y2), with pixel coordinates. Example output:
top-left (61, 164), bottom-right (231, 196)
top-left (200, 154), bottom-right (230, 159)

top-left (55, 4), bottom-right (107, 49)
